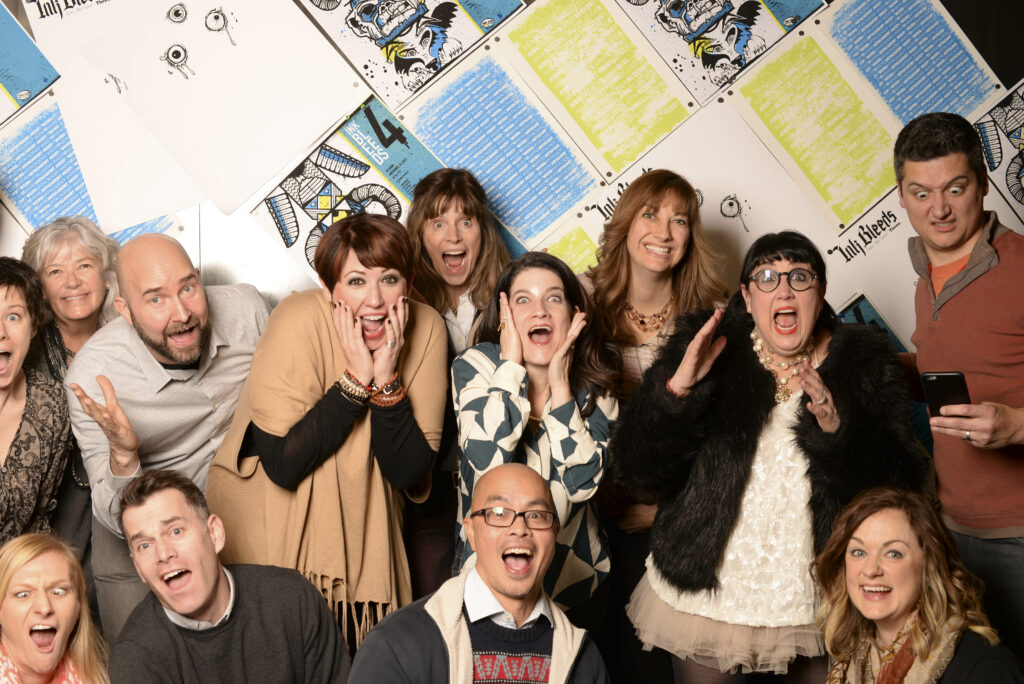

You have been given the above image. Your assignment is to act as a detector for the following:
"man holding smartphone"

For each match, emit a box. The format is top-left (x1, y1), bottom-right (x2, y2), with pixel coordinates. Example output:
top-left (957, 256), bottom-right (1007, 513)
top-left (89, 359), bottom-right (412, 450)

top-left (896, 111), bottom-right (1024, 658)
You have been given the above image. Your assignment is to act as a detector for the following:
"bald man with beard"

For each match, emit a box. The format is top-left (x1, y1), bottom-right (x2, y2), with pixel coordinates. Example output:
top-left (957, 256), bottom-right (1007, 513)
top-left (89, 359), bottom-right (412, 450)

top-left (66, 233), bottom-right (269, 639)
top-left (350, 463), bottom-right (608, 683)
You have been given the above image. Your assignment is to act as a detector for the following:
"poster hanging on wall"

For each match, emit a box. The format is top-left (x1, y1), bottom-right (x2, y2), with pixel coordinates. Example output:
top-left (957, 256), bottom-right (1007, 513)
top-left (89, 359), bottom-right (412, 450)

top-left (23, 0), bottom-right (206, 232)
top-left (733, 34), bottom-right (899, 231)
top-left (84, 0), bottom-right (370, 216)
top-left (0, 4), bottom-right (58, 128)
top-left (975, 80), bottom-right (1024, 225)
top-left (821, 0), bottom-right (1000, 126)
top-left (503, 0), bottom-right (689, 177)
top-left (296, 0), bottom-right (521, 111)
top-left (615, 0), bottom-right (823, 104)
top-left (252, 97), bottom-right (447, 281)
top-left (0, 99), bottom-right (96, 231)
top-left (403, 52), bottom-right (599, 248)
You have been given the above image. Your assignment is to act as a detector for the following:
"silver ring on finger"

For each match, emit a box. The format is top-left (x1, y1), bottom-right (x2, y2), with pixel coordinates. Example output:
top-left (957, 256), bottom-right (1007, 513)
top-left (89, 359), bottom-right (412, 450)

top-left (385, 340), bottom-right (396, 349)
top-left (964, 430), bottom-right (971, 441)
top-left (814, 395), bottom-right (827, 405)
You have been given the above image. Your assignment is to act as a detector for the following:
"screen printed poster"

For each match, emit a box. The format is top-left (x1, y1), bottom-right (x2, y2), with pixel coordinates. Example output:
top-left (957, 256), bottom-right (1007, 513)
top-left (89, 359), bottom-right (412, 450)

top-left (975, 80), bottom-right (1024, 224)
top-left (823, 0), bottom-right (998, 126)
top-left (85, 0), bottom-right (369, 215)
top-left (0, 3), bottom-right (59, 127)
top-left (254, 97), bottom-right (452, 280)
top-left (736, 35), bottom-right (895, 230)
top-left (616, 0), bottom-right (823, 103)
top-left (298, 0), bottom-right (521, 110)
top-left (406, 54), bottom-right (597, 247)
top-left (0, 101), bottom-right (96, 230)
top-left (506, 0), bottom-right (687, 175)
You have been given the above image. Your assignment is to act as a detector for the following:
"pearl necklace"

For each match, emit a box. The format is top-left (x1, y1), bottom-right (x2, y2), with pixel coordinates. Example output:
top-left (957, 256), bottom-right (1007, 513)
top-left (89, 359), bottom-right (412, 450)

top-left (751, 330), bottom-right (814, 403)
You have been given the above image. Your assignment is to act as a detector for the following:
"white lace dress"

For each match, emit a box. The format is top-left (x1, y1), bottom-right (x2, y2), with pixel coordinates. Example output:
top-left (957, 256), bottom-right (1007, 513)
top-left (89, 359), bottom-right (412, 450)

top-left (627, 391), bottom-right (825, 673)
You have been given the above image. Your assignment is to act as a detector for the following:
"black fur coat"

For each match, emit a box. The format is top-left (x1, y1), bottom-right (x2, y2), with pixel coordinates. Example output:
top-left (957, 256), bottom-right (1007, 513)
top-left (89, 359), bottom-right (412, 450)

top-left (610, 295), bottom-right (927, 593)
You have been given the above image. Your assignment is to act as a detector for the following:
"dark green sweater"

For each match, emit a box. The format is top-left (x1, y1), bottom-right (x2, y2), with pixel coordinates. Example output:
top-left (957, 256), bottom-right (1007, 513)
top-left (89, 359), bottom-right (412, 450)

top-left (110, 564), bottom-right (350, 683)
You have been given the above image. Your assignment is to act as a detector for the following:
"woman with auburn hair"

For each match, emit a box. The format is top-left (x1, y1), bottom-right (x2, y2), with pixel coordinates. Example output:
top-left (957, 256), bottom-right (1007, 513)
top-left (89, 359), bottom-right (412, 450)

top-left (208, 213), bottom-right (448, 652)
top-left (403, 168), bottom-right (511, 597)
top-left (452, 252), bottom-right (618, 629)
top-left (585, 169), bottom-right (726, 679)
top-left (0, 534), bottom-right (108, 684)
top-left (814, 487), bottom-right (1023, 683)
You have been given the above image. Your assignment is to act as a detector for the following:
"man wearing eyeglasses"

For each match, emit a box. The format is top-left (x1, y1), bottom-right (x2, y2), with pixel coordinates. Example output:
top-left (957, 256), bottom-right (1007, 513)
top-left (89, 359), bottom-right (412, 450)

top-left (896, 111), bottom-right (1024, 658)
top-left (350, 463), bottom-right (608, 682)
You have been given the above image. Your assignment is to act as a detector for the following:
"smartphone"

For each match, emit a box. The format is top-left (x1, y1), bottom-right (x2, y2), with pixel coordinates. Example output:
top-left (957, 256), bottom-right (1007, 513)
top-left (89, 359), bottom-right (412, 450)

top-left (920, 372), bottom-right (971, 416)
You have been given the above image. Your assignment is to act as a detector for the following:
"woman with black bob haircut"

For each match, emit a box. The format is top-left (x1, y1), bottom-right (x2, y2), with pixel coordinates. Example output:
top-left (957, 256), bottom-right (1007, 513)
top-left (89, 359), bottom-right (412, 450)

top-left (452, 252), bottom-right (619, 625)
top-left (612, 231), bottom-right (928, 682)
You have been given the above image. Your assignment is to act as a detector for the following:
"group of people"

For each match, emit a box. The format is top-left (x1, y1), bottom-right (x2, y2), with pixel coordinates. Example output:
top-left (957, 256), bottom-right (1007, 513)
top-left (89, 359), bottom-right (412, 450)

top-left (0, 111), bottom-right (1021, 683)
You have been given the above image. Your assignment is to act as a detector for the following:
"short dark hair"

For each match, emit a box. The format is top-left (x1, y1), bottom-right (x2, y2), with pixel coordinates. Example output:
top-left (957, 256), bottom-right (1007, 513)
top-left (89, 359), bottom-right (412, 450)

top-left (314, 213), bottom-right (414, 291)
top-left (118, 469), bottom-right (210, 536)
top-left (893, 112), bottom-right (987, 186)
top-left (0, 256), bottom-right (49, 334)
top-left (737, 230), bottom-right (836, 331)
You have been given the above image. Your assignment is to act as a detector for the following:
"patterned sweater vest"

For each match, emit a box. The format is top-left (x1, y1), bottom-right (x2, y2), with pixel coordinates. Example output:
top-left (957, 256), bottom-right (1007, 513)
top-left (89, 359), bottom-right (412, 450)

top-left (468, 614), bottom-right (554, 683)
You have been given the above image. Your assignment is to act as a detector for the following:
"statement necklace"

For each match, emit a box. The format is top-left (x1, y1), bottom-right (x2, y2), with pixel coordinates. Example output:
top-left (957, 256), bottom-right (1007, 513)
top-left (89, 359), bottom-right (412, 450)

top-left (625, 296), bottom-right (673, 332)
top-left (751, 330), bottom-right (814, 403)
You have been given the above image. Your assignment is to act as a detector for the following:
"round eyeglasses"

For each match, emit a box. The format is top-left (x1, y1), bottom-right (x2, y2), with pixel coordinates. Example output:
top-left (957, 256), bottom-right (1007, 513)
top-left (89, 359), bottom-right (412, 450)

top-left (470, 506), bottom-right (556, 530)
top-left (749, 267), bottom-right (818, 293)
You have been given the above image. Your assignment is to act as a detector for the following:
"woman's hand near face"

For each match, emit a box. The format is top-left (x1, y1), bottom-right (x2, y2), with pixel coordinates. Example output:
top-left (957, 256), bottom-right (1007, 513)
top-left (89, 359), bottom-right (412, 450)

top-left (668, 307), bottom-right (727, 396)
top-left (331, 299), bottom-right (374, 387)
top-left (371, 296), bottom-right (408, 387)
top-left (498, 292), bottom-right (523, 365)
top-left (548, 308), bottom-right (586, 407)
top-left (799, 360), bottom-right (840, 433)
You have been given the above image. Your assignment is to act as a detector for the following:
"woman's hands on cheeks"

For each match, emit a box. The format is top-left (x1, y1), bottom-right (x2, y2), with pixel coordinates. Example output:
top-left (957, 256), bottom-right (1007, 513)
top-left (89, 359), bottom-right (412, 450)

top-left (331, 297), bottom-right (374, 387)
top-left (799, 360), bottom-right (840, 433)
top-left (372, 296), bottom-right (408, 387)
top-left (498, 292), bottom-right (523, 365)
top-left (668, 307), bottom-right (727, 397)
top-left (330, 295), bottom-right (409, 388)
top-left (548, 308), bottom-right (586, 407)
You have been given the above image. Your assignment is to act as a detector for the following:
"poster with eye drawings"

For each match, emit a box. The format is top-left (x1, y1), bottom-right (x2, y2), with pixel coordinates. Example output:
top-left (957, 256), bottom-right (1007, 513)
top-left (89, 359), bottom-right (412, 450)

top-left (615, 0), bottom-right (824, 103)
top-left (83, 0), bottom-right (369, 215)
top-left (297, 0), bottom-right (522, 111)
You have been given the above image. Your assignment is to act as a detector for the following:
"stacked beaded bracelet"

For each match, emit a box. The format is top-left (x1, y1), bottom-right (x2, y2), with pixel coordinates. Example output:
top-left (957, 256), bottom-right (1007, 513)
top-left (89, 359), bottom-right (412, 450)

top-left (338, 370), bottom-right (373, 405)
top-left (370, 372), bottom-right (406, 408)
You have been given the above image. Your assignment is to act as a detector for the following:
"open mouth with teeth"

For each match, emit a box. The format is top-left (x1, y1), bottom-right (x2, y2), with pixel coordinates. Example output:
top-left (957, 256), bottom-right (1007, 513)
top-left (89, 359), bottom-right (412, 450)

top-left (773, 307), bottom-right (798, 335)
top-left (527, 324), bottom-right (553, 345)
top-left (29, 625), bottom-right (58, 652)
top-left (163, 568), bottom-right (190, 590)
top-left (502, 547), bottom-right (534, 575)
top-left (441, 250), bottom-right (467, 274)
top-left (0, 351), bottom-right (11, 373)
top-left (360, 314), bottom-right (387, 341)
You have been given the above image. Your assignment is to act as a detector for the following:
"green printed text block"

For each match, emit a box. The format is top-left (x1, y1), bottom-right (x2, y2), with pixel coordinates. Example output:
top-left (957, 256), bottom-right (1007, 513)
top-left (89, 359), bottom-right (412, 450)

top-left (740, 37), bottom-right (895, 226)
top-left (509, 0), bottom-right (687, 173)
top-left (547, 227), bottom-right (598, 274)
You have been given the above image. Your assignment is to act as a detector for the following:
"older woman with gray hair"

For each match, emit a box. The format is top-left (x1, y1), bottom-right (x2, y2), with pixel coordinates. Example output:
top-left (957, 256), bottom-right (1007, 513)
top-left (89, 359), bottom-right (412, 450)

top-left (20, 216), bottom-right (118, 619)
top-left (21, 216), bottom-right (119, 380)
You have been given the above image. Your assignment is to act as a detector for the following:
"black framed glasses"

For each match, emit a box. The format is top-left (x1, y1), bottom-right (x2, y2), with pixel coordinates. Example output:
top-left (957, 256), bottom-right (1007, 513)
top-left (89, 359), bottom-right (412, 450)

top-left (470, 506), bottom-right (556, 530)
top-left (749, 267), bottom-right (818, 293)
